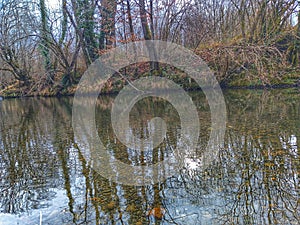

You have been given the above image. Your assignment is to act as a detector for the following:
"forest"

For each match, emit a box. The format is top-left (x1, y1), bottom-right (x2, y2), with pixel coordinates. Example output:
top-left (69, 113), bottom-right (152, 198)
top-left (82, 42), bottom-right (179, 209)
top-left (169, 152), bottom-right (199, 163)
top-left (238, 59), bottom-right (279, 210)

top-left (0, 0), bottom-right (299, 97)
top-left (0, 1), bottom-right (299, 224)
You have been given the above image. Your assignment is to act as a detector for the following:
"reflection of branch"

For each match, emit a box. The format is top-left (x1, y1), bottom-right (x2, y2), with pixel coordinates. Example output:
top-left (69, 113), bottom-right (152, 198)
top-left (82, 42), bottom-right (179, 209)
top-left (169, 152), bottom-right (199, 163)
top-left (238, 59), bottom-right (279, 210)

top-left (168, 213), bottom-right (199, 223)
top-left (74, 143), bottom-right (101, 223)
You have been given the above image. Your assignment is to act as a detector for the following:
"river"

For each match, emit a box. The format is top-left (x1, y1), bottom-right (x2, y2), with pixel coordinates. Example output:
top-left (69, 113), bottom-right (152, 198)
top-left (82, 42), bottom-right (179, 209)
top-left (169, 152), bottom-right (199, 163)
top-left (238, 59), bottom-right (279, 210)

top-left (0, 89), bottom-right (299, 224)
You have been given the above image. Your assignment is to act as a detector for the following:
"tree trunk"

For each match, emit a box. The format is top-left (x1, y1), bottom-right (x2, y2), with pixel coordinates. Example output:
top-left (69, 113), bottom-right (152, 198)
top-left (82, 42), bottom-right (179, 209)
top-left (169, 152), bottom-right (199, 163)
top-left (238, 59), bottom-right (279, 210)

top-left (126, 0), bottom-right (135, 42)
top-left (39, 0), bottom-right (55, 84)
top-left (99, 0), bottom-right (117, 50)
top-left (260, 0), bottom-right (268, 42)
top-left (149, 0), bottom-right (155, 39)
top-left (240, 0), bottom-right (246, 40)
top-left (70, 0), bottom-right (97, 65)
top-left (126, 0), bottom-right (138, 76)
top-left (139, 0), bottom-right (152, 40)
top-left (82, 0), bottom-right (97, 62)
top-left (295, 1), bottom-right (300, 66)
top-left (138, 0), bottom-right (159, 72)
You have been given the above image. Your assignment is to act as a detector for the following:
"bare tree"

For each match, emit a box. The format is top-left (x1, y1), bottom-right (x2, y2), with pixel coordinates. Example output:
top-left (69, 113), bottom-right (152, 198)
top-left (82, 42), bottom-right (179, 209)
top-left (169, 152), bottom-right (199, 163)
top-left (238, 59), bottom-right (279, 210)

top-left (0, 0), bottom-right (38, 86)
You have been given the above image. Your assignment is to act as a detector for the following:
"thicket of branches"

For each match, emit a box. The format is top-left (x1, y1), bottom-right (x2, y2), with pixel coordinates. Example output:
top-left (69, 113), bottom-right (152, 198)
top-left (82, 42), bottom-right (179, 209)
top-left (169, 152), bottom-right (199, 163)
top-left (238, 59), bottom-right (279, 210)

top-left (0, 0), bottom-right (299, 96)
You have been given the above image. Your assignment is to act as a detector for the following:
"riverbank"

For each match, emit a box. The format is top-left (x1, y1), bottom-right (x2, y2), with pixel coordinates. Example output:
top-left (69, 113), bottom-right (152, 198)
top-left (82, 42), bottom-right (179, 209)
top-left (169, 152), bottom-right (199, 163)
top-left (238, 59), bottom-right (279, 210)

top-left (0, 71), bottom-right (299, 99)
top-left (0, 47), bottom-right (299, 99)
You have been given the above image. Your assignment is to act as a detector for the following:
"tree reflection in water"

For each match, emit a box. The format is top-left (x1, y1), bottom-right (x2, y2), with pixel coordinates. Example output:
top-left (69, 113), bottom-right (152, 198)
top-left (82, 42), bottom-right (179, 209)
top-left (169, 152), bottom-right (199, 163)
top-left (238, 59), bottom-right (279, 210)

top-left (0, 89), bottom-right (299, 224)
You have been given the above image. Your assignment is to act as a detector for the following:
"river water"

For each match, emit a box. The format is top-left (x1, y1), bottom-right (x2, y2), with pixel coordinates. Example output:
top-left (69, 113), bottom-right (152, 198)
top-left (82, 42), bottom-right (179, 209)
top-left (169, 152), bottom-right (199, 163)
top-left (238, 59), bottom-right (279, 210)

top-left (0, 89), bottom-right (299, 224)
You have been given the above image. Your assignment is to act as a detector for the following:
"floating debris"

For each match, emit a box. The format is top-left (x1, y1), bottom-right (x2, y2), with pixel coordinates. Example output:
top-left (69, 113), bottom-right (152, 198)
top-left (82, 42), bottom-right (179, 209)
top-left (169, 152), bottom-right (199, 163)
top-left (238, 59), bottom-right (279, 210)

top-left (147, 207), bottom-right (165, 220)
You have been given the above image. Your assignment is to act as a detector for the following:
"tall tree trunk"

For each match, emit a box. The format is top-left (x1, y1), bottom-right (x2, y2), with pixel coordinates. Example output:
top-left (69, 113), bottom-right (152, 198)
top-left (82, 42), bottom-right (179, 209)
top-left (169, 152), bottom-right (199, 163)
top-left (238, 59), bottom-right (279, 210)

top-left (70, 0), bottom-right (97, 65)
top-left (39, 0), bottom-right (54, 84)
top-left (126, 0), bottom-right (138, 76)
top-left (139, 0), bottom-right (152, 40)
top-left (82, 0), bottom-right (97, 62)
top-left (138, 0), bottom-right (159, 72)
top-left (298, 1), bottom-right (300, 36)
top-left (240, 0), bottom-right (246, 40)
top-left (286, 1), bottom-right (299, 66)
top-left (149, 0), bottom-right (155, 39)
top-left (294, 1), bottom-right (300, 66)
top-left (260, 0), bottom-right (268, 42)
top-left (99, 0), bottom-right (117, 50)
top-left (53, 0), bottom-right (68, 71)
top-left (59, 0), bottom-right (68, 46)
top-left (126, 0), bottom-right (135, 42)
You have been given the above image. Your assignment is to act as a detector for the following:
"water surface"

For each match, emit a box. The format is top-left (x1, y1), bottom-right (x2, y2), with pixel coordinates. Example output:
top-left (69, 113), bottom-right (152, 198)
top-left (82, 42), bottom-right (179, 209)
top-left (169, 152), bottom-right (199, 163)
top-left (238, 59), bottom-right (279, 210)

top-left (0, 89), bottom-right (299, 224)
